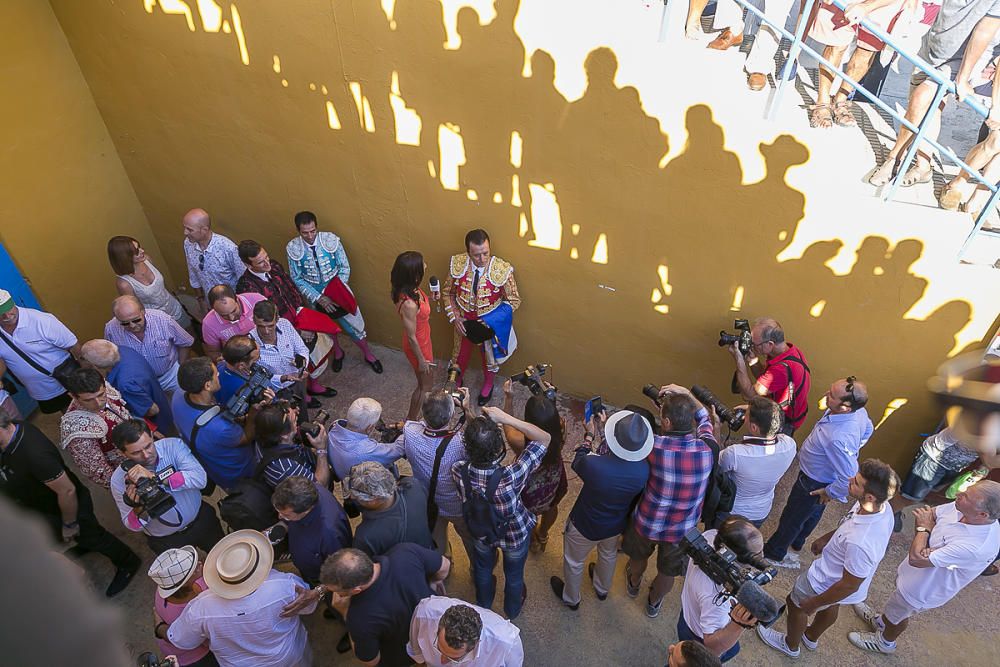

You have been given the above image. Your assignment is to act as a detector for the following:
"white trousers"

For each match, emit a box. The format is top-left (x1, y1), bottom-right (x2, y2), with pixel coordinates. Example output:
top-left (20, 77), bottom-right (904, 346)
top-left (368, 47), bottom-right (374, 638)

top-left (561, 518), bottom-right (619, 605)
top-left (714, 0), bottom-right (798, 75)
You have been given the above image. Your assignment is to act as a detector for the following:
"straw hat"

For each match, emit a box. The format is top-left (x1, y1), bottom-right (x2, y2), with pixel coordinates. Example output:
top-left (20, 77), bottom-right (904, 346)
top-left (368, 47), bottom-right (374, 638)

top-left (203, 530), bottom-right (274, 599)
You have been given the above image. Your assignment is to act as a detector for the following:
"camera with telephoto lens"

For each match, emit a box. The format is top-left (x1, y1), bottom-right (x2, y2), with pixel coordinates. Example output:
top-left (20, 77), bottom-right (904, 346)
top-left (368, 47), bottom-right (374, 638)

top-left (719, 318), bottom-right (752, 356)
top-left (120, 461), bottom-right (177, 521)
top-left (681, 527), bottom-right (785, 627)
top-left (298, 409), bottom-right (330, 440)
top-left (224, 362), bottom-right (274, 420)
top-left (444, 362), bottom-right (464, 403)
top-left (691, 385), bottom-right (747, 431)
top-left (511, 364), bottom-right (557, 402)
top-left (136, 652), bottom-right (174, 667)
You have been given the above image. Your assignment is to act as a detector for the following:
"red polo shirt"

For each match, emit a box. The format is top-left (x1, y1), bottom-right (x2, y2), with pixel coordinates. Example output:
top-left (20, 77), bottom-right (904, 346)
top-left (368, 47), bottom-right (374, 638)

top-left (755, 344), bottom-right (811, 432)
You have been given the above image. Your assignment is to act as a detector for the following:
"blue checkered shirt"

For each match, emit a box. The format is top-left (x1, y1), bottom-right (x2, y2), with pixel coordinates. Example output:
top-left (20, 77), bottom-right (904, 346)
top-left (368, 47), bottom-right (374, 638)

top-left (249, 318), bottom-right (309, 388)
top-left (183, 233), bottom-right (244, 291)
top-left (452, 440), bottom-right (546, 551)
top-left (103, 308), bottom-right (194, 377)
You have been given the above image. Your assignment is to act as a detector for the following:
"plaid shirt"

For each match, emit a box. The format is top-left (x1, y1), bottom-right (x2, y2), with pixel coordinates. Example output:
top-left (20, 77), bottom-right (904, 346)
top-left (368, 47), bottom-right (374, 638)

top-left (633, 408), bottom-right (715, 543)
top-left (235, 259), bottom-right (303, 323)
top-left (452, 440), bottom-right (546, 551)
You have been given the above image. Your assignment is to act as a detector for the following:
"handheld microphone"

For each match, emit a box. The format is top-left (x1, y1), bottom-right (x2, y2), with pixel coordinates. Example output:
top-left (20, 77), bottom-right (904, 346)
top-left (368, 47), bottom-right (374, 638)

top-left (428, 276), bottom-right (441, 312)
top-left (735, 580), bottom-right (784, 627)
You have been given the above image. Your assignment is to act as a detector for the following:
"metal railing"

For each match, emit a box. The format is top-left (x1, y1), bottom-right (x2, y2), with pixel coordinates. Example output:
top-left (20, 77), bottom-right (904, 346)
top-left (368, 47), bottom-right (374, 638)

top-left (658, 0), bottom-right (1000, 259)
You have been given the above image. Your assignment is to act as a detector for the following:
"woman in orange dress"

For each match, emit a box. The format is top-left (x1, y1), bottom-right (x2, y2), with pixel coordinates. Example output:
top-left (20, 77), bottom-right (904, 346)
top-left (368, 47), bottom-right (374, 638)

top-left (391, 251), bottom-right (434, 421)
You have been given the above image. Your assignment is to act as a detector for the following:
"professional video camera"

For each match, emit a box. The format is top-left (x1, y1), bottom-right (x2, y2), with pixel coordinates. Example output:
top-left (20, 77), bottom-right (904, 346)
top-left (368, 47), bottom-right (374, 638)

top-left (641, 384), bottom-right (746, 431)
top-left (691, 385), bottom-right (747, 431)
top-left (681, 527), bottom-right (784, 627)
top-left (511, 363), bottom-right (557, 402)
top-left (224, 362), bottom-right (273, 420)
top-left (719, 318), bottom-right (752, 356)
top-left (120, 460), bottom-right (177, 521)
top-left (297, 409), bottom-right (330, 441)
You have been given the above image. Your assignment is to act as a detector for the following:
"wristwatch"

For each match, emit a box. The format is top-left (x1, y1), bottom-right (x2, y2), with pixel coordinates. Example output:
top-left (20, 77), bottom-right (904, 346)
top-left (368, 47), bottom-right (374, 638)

top-left (915, 526), bottom-right (930, 533)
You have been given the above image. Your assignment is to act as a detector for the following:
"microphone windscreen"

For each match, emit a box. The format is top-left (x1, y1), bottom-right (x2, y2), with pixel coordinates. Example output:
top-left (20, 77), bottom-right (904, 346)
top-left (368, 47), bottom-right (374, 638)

top-left (429, 276), bottom-right (440, 286)
top-left (736, 580), bottom-right (782, 625)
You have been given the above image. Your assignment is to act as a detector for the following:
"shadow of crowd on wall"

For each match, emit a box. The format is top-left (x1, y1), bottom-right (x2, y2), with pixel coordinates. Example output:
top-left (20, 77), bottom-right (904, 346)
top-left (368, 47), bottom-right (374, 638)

top-left (142, 0), bottom-right (974, 466)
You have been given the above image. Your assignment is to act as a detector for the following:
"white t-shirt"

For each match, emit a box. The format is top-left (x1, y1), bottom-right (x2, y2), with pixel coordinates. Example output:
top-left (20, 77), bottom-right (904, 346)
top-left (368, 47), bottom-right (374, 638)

top-left (806, 502), bottom-right (894, 605)
top-left (0, 307), bottom-right (76, 401)
top-left (680, 530), bottom-right (734, 638)
top-left (896, 503), bottom-right (1000, 610)
top-left (719, 436), bottom-right (797, 521)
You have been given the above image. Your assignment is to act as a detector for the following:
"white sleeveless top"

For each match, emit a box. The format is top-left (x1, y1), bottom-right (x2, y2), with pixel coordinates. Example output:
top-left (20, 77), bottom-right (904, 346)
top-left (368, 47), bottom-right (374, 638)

top-left (118, 260), bottom-right (187, 325)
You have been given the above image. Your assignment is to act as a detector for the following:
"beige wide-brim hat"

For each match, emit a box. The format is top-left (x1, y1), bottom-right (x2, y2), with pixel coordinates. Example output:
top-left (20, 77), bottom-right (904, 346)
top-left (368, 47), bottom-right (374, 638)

top-left (203, 530), bottom-right (274, 600)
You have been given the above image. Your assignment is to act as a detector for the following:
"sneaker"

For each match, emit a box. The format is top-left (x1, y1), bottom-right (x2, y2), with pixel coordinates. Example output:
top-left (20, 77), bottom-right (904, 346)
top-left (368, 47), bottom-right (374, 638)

top-left (800, 633), bottom-right (819, 651)
top-left (105, 554), bottom-right (141, 597)
top-left (645, 594), bottom-right (663, 619)
top-left (769, 552), bottom-right (801, 570)
top-left (549, 577), bottom-right (579, 610)
top-left (757, 625), bottom-right (800, 658)
top-left (588, 563), bottom-right (608, 601)
top-left (853, 602), bottom-right (885, 631)
top-left (849, 630), bottom-right (896, 654)
top-left (624, 562), bottom-right (640, 598)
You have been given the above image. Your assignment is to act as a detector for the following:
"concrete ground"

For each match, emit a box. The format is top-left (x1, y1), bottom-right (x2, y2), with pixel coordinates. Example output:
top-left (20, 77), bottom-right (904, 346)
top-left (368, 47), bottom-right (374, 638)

top-left (25, 341), bottom-right (998, 666)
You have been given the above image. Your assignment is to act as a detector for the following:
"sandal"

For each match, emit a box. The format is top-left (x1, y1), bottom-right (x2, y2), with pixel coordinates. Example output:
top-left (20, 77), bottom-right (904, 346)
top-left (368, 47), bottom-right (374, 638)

top-left (900, 164), bottom-right (932, 187)
top-left (832, 100), bottom-right (857, 128)
top-left (808, 103), bottom-right (834, 129)
top-left (868, 159), bottom-right (896, 186)
top-left (939, 184), bottom-right (971, 211)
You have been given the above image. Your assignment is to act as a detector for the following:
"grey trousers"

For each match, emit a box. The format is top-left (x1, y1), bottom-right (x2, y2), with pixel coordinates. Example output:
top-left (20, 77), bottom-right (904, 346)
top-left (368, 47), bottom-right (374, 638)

top-left (561, 518), bottom-right (619, 605)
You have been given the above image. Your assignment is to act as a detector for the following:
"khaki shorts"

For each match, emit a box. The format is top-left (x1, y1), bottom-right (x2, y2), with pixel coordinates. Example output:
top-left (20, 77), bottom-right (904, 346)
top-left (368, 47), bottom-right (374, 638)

top-left (789, 571), bottom-right (837, 613)
top-left (883, 589), bottom-right (924, 625)
top-left (621, 522), bottom-right (689, 577)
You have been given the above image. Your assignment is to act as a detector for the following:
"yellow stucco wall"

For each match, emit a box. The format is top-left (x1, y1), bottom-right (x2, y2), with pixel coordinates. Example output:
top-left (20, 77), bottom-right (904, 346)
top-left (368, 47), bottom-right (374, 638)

top-left (43, 0), bottom-right (1000, 470)
top-left (0, 0), bottom-right (169, 338)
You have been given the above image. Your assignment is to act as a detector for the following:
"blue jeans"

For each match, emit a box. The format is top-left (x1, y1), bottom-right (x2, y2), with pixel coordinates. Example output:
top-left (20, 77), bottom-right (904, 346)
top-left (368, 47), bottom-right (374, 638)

top-left (676, 609), bottom-right (740, 663)
top-left (763, 472), bottom-right (827, 561)
top-left (473, 537), bottom-right (531, 619)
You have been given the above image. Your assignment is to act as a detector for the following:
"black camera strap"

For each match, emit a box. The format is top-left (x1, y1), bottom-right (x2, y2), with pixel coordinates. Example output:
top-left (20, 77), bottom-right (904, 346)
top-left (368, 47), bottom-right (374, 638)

top-left (426, 430), bottom-right (458, 530)
top-left (778, 354), bottom-right (810, 422)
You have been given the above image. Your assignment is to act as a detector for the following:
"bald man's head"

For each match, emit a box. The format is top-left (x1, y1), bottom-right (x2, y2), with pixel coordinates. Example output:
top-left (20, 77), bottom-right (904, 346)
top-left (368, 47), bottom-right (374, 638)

top-left (111, 296), bottom-right (145, 334)
top-left (183, 208), bottom-right (212, 245)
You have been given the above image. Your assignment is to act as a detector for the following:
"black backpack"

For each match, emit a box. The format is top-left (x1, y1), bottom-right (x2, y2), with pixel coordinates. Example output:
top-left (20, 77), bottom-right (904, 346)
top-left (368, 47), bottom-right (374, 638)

top-left (700, 438), bottom-right (737, 527)
top-left (460, 464), bottom-right (508, 547)
top-left (218, 448), bottom-right (292, 531)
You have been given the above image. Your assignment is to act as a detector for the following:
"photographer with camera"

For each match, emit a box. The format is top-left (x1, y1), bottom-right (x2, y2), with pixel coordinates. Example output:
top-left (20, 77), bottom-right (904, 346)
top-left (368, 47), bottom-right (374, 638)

top-left (757, 459), bottom-right (898, 658)
top-left (679, 517), bottom-right (766, 662)
top-left (452, 407), bottom-right (552, 620)
top-left (716, 397), bottom-right (796, 529)
top-left (550, 408), bottom-right (652, 611)
top-left (402, 387), bottom-right (477, 562)
top-left (725, 317), bottom-right (811, 436)
top-left (502, 378), bottom-right (566, 553)
top-left (215, 335), bottom-right (278, 408)
top-left (623, 385), bottom-right (716, 619)
top-left (349, 461), bottom-right (434, 556)
top-left (327, 397), bottom-right (405, 483)
top-left (254, 403), bottom-right (331, 489)
top-left (110, 419), bottom-right (224, 555)
top-left (172, 357), bottom-right (273, 491)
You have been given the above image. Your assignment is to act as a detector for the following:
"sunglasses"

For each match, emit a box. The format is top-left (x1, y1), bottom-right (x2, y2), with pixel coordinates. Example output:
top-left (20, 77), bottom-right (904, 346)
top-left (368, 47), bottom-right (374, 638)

top-left (118, 317), bottom-right (143, 326)
top-left (198, 252), bottom-right (206, 271)
top-left (844, 375), bottom-right (858, 404)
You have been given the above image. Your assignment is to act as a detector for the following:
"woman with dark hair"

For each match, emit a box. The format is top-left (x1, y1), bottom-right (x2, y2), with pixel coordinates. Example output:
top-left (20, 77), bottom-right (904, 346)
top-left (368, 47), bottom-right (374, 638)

top-left (107, 235), bottom-right (191, 329)
top-left (502, 381), bottom-right (568, 553)
top-left (391, 251), bottom-right (434, 421)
